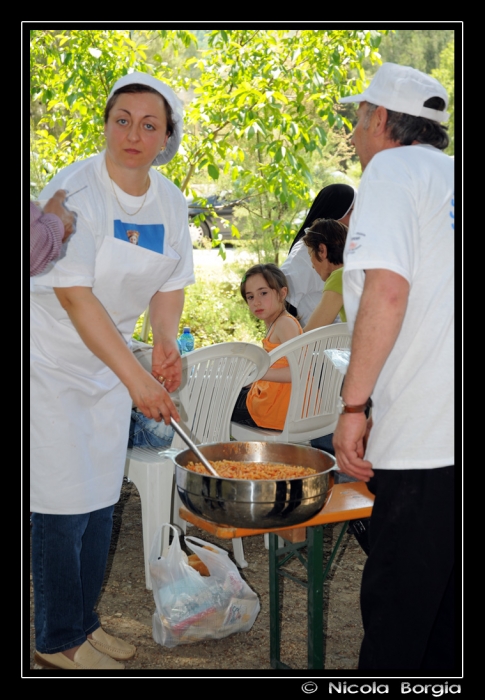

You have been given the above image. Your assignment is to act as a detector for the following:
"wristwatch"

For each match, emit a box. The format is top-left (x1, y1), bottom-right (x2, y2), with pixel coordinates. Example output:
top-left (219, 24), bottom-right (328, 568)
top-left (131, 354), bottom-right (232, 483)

top-left (337, 396), bottom-right (373, 414)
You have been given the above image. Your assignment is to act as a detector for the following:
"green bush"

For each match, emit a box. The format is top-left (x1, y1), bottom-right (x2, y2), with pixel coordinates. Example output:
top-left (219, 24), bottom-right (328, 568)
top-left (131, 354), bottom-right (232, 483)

top-left (133, 254), bottom-right (265, 348)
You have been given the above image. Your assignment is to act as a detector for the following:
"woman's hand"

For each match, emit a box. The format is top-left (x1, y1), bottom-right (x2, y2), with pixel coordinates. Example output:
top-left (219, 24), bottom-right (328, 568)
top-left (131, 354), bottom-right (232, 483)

top-left (129, 369), bottom-right (180, 424)
top-left (149, 290), bottom-right (184, 393)
top-left (152, 338), bottom-right (182, 393)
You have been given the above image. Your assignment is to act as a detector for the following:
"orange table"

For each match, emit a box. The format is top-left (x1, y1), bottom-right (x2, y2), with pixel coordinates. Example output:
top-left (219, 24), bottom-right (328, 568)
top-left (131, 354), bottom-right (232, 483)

top-left (179, 481), bottom-right (374, 669)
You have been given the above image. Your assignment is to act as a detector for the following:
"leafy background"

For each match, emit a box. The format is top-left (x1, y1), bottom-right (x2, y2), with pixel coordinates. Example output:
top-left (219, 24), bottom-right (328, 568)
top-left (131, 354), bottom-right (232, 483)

top-left (30, 27), bottom-right (456, 348)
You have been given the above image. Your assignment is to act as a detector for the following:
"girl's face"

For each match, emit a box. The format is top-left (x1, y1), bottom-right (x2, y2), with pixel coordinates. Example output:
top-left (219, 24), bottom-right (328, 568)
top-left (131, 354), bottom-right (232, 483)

top-left (104, 92), bottom-right (169, 172)
top-left (244, 273), bottom-right (286, 325)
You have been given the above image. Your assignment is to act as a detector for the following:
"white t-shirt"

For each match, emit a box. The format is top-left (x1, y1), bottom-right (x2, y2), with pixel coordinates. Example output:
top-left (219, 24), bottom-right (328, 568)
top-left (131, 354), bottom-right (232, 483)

top-left (32, 151), bottom-right (195, 293)
top-left (280, 241), bottom-right (324, 327)
top-left (343, 144), bottom-right (454, 471)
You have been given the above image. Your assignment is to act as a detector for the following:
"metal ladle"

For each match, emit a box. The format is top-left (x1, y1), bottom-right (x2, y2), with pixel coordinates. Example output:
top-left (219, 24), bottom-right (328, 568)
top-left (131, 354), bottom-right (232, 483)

top-left (170, 417), bottom-right (220, 477)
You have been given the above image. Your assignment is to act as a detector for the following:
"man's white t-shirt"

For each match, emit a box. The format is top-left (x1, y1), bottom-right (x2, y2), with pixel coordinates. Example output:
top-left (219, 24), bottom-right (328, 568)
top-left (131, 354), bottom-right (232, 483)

top-left (343, 144), bottom-right (454, 471)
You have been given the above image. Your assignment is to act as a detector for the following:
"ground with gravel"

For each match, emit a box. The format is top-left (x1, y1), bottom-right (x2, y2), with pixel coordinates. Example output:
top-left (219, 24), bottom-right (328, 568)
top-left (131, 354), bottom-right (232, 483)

top-left (28, 478), bottom-right (368, 676)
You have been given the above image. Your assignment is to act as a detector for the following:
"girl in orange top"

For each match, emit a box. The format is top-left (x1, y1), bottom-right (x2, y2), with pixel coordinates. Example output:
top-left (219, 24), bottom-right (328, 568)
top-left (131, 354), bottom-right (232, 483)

top-left (231, 263), bottom-right (302, 430)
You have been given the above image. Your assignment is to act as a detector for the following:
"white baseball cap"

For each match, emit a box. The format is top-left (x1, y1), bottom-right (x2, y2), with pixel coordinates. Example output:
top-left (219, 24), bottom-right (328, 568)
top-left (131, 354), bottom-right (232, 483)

top-left (108, 72), bottom-right (184, 165)
top-left (339, 62), bottom-right (449, 123)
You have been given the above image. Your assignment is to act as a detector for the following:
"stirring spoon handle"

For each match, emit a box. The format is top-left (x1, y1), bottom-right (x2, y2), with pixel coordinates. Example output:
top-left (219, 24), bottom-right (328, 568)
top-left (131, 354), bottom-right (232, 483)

top-left (170, 418), bottom-right (219, 476)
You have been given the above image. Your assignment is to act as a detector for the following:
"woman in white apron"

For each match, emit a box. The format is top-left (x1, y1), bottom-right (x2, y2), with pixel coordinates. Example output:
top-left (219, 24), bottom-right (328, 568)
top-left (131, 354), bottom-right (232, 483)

top-left (30, 73), bottom-right (195, 670)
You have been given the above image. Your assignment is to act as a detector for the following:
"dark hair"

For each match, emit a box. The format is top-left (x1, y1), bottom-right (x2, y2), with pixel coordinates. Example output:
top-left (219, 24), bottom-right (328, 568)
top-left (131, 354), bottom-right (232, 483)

top-left (240, 264), bottom-right (289, 305)
top-left (302, 218), bottom-right (348, 265)
top-left (104, 83), bottom-right (175, 137)
top-left (289, 183), bottom-right (355, 252)
top-left (365, 97), bottom-right (449, 150)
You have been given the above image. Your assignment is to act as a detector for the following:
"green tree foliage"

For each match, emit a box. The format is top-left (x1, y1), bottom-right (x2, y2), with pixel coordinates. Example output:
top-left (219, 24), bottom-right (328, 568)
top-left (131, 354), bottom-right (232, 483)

top-left (30, 28), bottom-right (388, 247)
top-left (30, 29), bottom-right (196, 187)
top-left (378, 29), bottom-right (455, 156)
top-left (377, 28), bottom-right (454, 75)
top-left (167, 29), bottom-right (388, 250)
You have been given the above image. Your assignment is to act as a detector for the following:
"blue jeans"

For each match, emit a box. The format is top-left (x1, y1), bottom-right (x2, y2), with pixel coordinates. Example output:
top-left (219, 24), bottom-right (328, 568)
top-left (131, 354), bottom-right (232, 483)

top-left (128, 409), bottom-right (174, 449)
top-left (31, 505), bottom-right (114, 653)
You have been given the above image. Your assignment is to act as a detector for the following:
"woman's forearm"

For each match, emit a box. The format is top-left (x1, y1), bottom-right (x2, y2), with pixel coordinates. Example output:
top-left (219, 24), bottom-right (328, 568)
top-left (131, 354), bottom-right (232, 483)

top-left (304, 290), bottom-right (343, 332)
top-left (149, 289), bottom-right (185, 393)
top-left (150, 289), bottom-right (185, 344)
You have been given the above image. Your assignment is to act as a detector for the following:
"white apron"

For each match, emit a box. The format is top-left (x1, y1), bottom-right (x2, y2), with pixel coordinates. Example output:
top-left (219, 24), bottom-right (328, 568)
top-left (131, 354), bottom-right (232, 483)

top-left (30, 196), bottom-right (180, 515)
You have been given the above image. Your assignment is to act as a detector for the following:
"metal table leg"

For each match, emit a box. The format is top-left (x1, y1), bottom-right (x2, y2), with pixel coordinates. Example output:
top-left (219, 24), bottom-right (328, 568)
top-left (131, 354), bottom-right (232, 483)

top-left (269, 521), bottom-right (351, 670)
top-left (307, 525), bottom-right (324, 668)
top-left (269, 532), bottom-right (283, 668)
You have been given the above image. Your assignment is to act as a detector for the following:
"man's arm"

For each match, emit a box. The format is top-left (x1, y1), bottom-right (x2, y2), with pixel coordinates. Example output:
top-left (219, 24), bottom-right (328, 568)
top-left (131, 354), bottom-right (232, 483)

top-left (149, 289), bottom-right (185, 394)
top-left (332, 268), bottom-right (409, 481)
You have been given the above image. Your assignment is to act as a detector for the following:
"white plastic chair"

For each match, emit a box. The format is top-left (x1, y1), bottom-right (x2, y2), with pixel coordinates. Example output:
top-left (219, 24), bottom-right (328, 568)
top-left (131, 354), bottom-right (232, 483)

top-left (230, 323), bottom-right (351, 552)
top-left (230, 323), bottom-right (351, 444)
top-left (124, 341), bottom-right (270, 589)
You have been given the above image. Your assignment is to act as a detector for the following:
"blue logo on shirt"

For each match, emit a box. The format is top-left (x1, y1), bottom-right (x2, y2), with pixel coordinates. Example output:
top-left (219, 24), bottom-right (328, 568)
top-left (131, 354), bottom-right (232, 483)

top-left (114, 220), bottom-right (165, 253)
top-left (450, 193), bottom-right (454, 230)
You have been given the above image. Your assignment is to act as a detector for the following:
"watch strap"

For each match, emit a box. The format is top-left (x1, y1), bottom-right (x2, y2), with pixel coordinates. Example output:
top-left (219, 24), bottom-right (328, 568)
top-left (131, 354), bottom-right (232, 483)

top-left (341, 397), bottom-right (373, 414)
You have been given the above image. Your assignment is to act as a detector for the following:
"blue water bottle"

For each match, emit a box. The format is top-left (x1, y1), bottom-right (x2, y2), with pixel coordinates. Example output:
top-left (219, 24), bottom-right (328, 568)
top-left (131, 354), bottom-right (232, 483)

top-left (178, 326), bottom-right (195, 354)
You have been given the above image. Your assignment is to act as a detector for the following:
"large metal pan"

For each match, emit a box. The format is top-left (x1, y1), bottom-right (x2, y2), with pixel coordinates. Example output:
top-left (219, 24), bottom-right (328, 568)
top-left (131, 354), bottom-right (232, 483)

top-left (175, 441), bottom-right (335, 529)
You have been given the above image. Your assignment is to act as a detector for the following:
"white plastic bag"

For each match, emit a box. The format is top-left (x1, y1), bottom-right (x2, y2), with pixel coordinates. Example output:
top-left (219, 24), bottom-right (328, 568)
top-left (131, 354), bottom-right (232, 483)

top-left (323, 348), bottom-right (351, 375)
top-left (149, 524), bottom-right (260, 648)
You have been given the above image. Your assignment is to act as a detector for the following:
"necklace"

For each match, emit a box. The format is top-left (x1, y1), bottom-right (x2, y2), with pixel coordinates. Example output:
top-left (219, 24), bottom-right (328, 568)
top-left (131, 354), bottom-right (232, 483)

top-left (265, 308), bottom-right (287, 338)
top-left (108, 173), bottom-right (150, 216)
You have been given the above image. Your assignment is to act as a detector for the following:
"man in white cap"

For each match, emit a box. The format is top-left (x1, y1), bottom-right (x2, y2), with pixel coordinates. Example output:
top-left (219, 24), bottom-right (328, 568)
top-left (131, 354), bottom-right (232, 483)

top-left (333, 63), bottom-right (455, 670)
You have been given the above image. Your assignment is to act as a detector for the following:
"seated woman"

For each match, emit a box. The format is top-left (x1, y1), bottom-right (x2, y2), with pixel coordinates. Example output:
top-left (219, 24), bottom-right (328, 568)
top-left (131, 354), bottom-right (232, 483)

top-left (301, 218), bottom-right (348, 331)
top-left (280, 183), bottom-right (356, 326)
top-left (231, 264), bottom-right (302, 430)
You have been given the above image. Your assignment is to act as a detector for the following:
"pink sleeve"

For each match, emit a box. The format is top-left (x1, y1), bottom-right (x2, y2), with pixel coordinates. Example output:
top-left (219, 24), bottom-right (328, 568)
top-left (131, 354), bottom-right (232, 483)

top-left (30, 201), bottom-right (65, 276)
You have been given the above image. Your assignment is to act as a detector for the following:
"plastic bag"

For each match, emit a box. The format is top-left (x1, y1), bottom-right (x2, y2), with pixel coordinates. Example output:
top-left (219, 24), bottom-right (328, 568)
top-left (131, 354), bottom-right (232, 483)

top-left (149, 524), bottom-right (260, 647)
top-left (323, 348), bottom-right (351, 375)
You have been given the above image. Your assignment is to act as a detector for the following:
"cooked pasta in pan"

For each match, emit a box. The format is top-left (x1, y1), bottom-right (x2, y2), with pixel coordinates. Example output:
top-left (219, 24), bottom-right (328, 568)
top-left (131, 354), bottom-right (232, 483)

top-left (186, 459), bottom-right (316, 480)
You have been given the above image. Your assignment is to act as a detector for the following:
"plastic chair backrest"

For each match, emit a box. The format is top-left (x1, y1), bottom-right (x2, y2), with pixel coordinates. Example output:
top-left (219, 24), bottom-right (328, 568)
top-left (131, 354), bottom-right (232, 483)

top-left (272, 323), bottom-right (351, 442)
top-left (172, 341), bottom-right (271, 449)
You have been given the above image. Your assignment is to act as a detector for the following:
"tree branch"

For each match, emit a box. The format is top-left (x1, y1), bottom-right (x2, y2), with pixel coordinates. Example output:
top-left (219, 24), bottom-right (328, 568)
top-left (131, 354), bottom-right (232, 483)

top-left (236, 30), bottom-right (262, 48)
